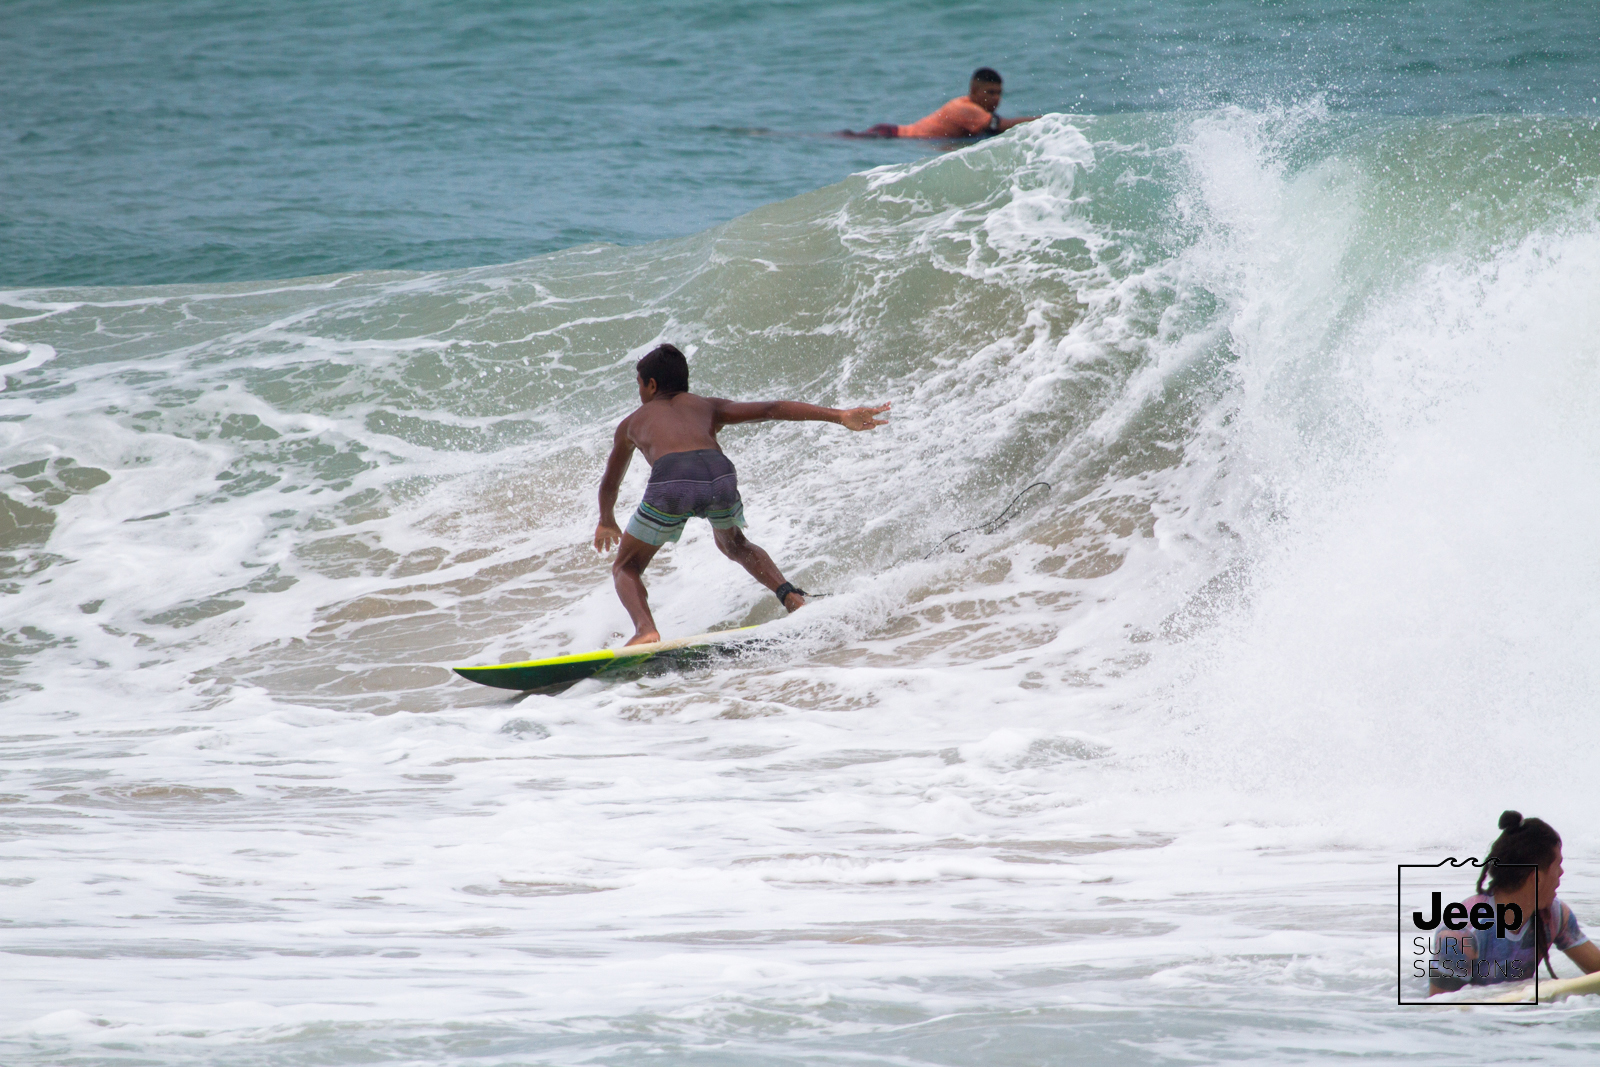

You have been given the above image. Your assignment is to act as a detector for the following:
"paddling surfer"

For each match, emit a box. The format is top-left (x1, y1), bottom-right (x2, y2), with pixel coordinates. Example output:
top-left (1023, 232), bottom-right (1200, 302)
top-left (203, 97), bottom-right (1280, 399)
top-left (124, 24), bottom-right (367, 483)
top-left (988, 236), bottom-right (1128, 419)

top-left (844, 68), bottom-right (1039, 139)
top-left (594, 343), bottom-right (889, 646)
top-left (1427, 811), bottom-right (1600, 995)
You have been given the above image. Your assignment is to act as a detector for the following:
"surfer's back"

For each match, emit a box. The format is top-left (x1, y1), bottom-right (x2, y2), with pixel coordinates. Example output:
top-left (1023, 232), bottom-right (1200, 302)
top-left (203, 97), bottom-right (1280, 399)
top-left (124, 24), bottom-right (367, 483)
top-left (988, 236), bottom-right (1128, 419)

top-left (621, 391), bottom-right (722, 466)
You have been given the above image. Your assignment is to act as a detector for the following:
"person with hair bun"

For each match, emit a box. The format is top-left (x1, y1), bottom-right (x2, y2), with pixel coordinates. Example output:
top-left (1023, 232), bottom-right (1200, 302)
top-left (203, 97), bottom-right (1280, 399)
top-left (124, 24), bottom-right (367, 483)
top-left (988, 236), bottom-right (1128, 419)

top-left (1429, 811), bottom-right (1600, 995)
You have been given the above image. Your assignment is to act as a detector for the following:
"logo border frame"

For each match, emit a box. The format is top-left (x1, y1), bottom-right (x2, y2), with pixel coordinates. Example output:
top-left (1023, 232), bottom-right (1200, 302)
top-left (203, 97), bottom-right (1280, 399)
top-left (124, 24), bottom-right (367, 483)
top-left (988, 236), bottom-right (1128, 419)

top-left (1397, 859), bottom-right (1540, 1006)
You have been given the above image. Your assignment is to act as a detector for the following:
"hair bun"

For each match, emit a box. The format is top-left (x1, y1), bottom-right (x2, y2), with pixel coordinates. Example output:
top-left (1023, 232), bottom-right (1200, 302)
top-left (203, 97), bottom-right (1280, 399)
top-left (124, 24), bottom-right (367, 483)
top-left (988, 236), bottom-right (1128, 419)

top-left (1499, 810), bottom-right (1524, 832)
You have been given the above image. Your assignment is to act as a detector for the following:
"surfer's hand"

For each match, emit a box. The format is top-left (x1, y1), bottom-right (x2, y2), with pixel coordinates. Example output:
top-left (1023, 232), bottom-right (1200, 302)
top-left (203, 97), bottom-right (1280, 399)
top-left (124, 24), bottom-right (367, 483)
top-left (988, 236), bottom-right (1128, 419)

top-left (594, 521), bottom-right (623, 553)
top-left (840, 401), bottom-right (891, 431)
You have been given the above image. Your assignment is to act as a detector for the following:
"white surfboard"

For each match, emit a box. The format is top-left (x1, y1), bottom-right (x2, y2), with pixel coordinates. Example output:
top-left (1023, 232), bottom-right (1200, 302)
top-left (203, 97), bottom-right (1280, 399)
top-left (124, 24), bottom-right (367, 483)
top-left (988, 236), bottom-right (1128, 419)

top-left (1482, 969), bottom-right (1600, 1004)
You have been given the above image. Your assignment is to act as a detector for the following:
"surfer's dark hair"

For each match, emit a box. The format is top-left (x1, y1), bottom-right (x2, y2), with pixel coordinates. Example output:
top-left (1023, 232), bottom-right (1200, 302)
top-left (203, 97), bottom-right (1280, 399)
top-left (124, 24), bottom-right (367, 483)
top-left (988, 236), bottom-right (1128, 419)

top-left (1476, 810), bottom-right (1561, 896)
top-left (1476, 811), bottom-right (1562, 978)
top-left (636, 343), bottom-right (689, 395)
top-left (972, 68), bottom-right (1002, 85)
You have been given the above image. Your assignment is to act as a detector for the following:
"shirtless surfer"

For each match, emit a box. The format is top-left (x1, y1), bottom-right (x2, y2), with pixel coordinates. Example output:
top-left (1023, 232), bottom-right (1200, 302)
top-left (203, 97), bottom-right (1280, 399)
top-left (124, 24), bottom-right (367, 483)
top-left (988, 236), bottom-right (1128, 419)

top-left (594, 343), bottom-right (890, 646)
top-left (845, 67), bottom-right (1039, 139)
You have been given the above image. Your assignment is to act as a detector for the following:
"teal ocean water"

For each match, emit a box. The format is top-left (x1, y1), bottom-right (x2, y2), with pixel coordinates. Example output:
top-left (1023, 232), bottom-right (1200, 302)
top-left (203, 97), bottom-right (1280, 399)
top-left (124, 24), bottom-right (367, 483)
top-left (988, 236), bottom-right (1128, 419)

top-left (5, 3), bottom-right (1600, 1066)
top-left (4, 0), bottom-right (1599, 286)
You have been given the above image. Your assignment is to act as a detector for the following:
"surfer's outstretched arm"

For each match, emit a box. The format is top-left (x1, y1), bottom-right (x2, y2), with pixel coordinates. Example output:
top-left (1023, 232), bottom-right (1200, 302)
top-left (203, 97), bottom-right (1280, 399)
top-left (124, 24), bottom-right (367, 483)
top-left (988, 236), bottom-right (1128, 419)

top-left (711, 399), bottom-right (890, 431)
top-left (594, 421), bottom-right (635, 553)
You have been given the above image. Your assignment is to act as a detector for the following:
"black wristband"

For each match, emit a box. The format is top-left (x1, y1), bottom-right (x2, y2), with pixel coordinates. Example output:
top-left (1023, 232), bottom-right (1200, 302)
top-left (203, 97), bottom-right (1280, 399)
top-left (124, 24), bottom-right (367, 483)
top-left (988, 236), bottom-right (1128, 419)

top-left (774, 582), bottom-right (807, 605)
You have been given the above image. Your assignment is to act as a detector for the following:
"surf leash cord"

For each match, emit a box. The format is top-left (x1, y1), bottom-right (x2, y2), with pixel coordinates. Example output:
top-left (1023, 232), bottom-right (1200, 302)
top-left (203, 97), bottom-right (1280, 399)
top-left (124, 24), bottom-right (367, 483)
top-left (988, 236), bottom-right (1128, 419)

top-left (774, 581), bottom-right (808, 606)
top-left (924, 481), bottom-right (1051, 559)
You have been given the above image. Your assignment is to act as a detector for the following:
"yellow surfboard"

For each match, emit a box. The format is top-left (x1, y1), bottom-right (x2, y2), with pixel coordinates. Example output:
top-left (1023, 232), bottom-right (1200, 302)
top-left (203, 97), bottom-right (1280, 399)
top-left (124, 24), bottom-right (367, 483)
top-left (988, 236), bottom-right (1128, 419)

top-left (1482, 969), bottom-right (1600, 1004)
top-left (453, 626), bottom-right (765, 691)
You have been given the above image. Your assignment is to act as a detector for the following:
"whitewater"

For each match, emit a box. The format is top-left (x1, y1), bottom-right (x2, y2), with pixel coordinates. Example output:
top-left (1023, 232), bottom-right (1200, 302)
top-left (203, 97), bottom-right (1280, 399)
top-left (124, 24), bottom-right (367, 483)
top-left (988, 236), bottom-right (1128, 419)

top-left (5, 105), bottom-right (1600, 1063)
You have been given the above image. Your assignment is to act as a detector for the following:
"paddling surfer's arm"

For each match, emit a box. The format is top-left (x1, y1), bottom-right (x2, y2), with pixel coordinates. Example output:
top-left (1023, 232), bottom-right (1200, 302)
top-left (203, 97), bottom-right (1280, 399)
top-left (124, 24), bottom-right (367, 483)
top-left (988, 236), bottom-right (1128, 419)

top-left (1568, 940), bottom-right (1600, 974)
top-left (711, 399), bottom-right (891, 431)
top-left (594, 421), bottom-right (635, 552)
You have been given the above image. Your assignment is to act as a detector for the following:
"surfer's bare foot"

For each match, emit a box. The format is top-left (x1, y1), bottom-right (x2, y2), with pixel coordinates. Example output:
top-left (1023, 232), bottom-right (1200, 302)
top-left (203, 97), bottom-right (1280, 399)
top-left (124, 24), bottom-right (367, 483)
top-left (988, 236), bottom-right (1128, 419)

top-left (625, 630), bottom-right (660, 647)
top-left (782, 591), bottom-right (805, 612)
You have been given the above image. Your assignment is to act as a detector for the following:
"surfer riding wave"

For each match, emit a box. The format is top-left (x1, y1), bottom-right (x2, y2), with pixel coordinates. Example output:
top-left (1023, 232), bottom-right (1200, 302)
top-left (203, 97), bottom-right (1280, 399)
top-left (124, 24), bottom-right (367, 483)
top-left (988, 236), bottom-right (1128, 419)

top-left (594, 343), bottom-right (890, 646)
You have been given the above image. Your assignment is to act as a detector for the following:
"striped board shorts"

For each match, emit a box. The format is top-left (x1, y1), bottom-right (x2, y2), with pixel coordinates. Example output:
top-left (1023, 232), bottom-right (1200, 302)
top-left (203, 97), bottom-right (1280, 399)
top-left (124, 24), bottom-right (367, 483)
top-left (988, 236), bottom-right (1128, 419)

top-left (624, 448), bottom-right (747, 546)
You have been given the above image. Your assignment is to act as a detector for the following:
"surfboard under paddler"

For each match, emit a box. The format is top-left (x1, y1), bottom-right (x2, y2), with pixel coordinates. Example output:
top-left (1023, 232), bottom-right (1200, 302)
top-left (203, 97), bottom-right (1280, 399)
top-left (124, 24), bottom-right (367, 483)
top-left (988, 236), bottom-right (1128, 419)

top-left (452, 625), bottom-right (765, 691)
top-left (1479, 969), bottom-right (1600, 1004)
top-left (1428, 968), bottom-right (1600, 1005)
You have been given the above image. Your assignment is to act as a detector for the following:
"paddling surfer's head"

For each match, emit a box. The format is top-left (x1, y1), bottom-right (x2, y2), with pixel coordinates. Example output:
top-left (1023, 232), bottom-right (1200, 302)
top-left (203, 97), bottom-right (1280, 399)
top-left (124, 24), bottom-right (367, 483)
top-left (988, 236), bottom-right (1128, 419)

top-left (1478, 810), bottom-right (1563, 907)
top-left (636, 343), bottom-right (689, 401)
top-left (969, 67), bottom-right (1003, 113)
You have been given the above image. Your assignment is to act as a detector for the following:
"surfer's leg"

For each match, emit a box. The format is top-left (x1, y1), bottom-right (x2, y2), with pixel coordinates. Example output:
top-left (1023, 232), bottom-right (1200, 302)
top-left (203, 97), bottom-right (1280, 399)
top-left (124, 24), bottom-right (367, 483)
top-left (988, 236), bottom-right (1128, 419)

top-left (712, 527), bottom-right (805, 612)
top-left (612, 533), bottom-right (663, 645)
top-left (618, 493), bottom-right (694, 644)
